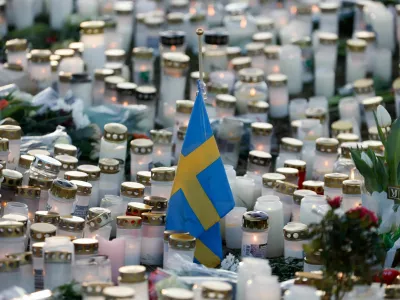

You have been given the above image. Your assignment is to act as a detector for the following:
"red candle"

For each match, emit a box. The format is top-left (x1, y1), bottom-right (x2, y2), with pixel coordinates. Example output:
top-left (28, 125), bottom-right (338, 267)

top-left (284, 159), bottom-right (306, 189)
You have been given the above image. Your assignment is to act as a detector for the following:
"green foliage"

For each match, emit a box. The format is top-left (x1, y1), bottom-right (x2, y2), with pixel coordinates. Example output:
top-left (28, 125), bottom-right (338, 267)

top-left (52, 281), bottom-right (82, 300)
top-left (385, 118), bottom-right (400, 186)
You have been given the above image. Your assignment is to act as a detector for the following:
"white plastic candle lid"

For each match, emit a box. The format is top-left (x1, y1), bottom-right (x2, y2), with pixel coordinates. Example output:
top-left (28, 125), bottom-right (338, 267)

top-left (2, 214), bottom-right (27, 223)
top-left (103, 286), bottom-right (135, 298)
top-left (283, 222), bottom-right (308, 232)
top-left (201, 281), bottom-right (232, 292)
top-left (30, 222), bottom-right (57, 233)
top-left (161, 288), bottom-right (194, 300)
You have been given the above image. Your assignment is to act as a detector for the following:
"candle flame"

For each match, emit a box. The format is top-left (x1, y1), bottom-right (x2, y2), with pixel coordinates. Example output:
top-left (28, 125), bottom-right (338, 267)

top-left (272, 65), bottom-right (280, 73)
top-left (140, 65), bottom-right (147, 71)
top-left (208, 5), bottom-right (216, 16)
top-left (111, 96), bottom-right (117, 102)
top-left (290, 6), bottom-right (297, 14)
top-left (240, 17), bottom-right (247, 28)
top-left (350, 168), bottom-right (355, 180)
top-left (219, 73), bottom-right (225, 79)
top-left (250, 88), bottom-right (256, 97)
top-left (157, 150), bottom-right (162, 155)
top-left (312, 5), bottom-right (320, 13)
top-left (190, 7), bottom-right (196, 14)
top-left (123, 101), bottom-right (128, 106)
top-left (253, 235), bottom-right (258, 242)
top-left (171, 45), bottom-right (177, 51)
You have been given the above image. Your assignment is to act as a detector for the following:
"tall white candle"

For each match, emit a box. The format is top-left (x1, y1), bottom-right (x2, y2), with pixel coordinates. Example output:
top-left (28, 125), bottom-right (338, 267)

top-left (300, 194), bottom-right (327, 225)
top-left (267, 74), bottom-right (289, 118)
top-left (314, 32), bottom-right (338, 71)
top-left (346, 39), bottom-right (367, 84)
top-left (373, 48), bottom-right (392, 85)
top-left (80, 21), bottom-right (106, 75)
top-left (279, 45), bottom-right (302, 95)
top-left (241, 211), bottom-right (269, 259)
top-left (315, 68), bottom-right (335, 98)
top-left (225, 207), bottom-right (246, 249)
top-left (342, 179), bottom-right (362, 211)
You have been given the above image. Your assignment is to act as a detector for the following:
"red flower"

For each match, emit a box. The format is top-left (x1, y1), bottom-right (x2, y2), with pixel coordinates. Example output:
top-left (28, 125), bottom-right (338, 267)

top-left (46, 36), bottom-right (57, 44)
top-left (0, 99), bottom-right (8, 110)
top-left (346, 206), bottom-right (379, 228)
top-left (327, 196), bottom-right (342, 209)
top-left (373, 268), bottom-right (400, 285)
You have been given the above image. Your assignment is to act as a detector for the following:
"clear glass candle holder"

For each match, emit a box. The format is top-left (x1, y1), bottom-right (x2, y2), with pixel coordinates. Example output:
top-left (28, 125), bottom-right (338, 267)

top-left (140, 213), bottom-right (166, 265)
top-left (241, 211), bottom-right (269, 258)
top-left (283, 222), bottom-right (308, 259)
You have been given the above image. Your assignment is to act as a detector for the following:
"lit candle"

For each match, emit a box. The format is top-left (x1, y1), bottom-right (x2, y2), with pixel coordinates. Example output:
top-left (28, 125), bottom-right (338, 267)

top-left (342, 179), bottom-right (362, 211)
top-left (275, 137), bottom-right (303, 169)
top-left (283, 222), bottom-right (309, 259)
top-left (140, 212), bottom-right (166, 266)
top-left (292, 189), bottom-right (317, 222)
top-left (267, 73), bottom-right (289, 118)
top-left (224, 3), bottom-right (257, 47)
top-left (247, 150), bottom-right (272, 175)
top-left (251, 122), bottom-right (273, 153)
top-left (324, 173), bottom-right (348, 199)
top-left (302, 180), bottom-right (325, 195)
top-left (174, 100), bottom-right (193, 142)
top-left (132, 47), bottom-right (155, 85)
top-left (209, 70), bottom-right (236, 93)
top-left (299, 194), bottom-right (327, 225)
top-left (29, 49), bottom-right (52, 90)
top-left (116, 216), bottom-right (142, 265)
top-left (5, 39), bottom-right (28, 70)
top-left (241, 211), bottom-right (269, 258)
top-left (136, 85), bottom-right (157, 125)
top-left (252, 32), bottom-right (274, 47)
top-left (99, 123), bottom-right (128, 162)
top-left (273, 180), bottom-right (297, 225)
top-left (150, 167), bottom-right (175, 199)
top-left (362, 96), bottom-right (383, 130)
top-left (159, 30), bottom-right (187, 57)
top-left (215, 94), bottom-right (236, 118)
top-left (284, 160), bottom-right (306, 188)
top-left (246, 42), bottom-right (266, 70)
top-left (261, 173), bottom-right (286, 196)
top-left (150, 130), bottom-right (173, 167)
top-left (305, 107), bottom-right (329, 137)
top-left (255, 17), bottom-right (276, 43)
top-left (46, 179), bottom-right (77, 215)
top-left (319, 2), bottom-right (339, 34)
top-left (264, 45), bottom-right (281, 76)
top-left (80, 21), bottom-right (106, 75)
top-left (130, 139), bottom-right (153, 181)
top-left (225, 207), bottom-right (247, 249)
top-left (56, 48), bottom-right (85, 74)
top-left (216, 118), bottom-right (244, 169)
top-left (279, 45), bottom-right (303, 95)
top-left (346, 39), bottom-right (367, 84)
top-left (311, 138), bottom-right (339, 181)
top-left (247, 100), bottom-right (269, 122)
top-left (314, 32), bottom-right (338, 71)
top-left (116, 82), bottom-right (137, 106)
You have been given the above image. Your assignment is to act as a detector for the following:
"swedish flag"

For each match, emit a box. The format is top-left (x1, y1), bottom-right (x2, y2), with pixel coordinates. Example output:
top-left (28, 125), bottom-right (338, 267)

top-left (166, 80), bottom-right (235, 268)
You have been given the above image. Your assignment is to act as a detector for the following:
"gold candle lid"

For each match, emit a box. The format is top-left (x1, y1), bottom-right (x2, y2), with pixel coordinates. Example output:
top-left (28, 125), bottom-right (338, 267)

top-left (305, 107), bottom-right (326, 123)
top-left (30, 223), bottom-right (57, 241)
top-left (284, 160), bottom-right (306, 172)
top-left (276, 167), bottom-right (299, 181)
top-left (143, 195), bottom-right (168, 211)
top-left (167, 12), bottom-right (185, 24)
top-left (105, 49), bottom-right (126, 62)
top-left (132, 47), bottom-right (154, 59)
top-left (362, 140), bottom-right (384, 154)
top-left (238, 68), bottom-right (265, 83)
top-left (18, 154), bottom-right (34, 169)
top-left (94, 68), bottom-right (114, 80)
top-left (355, 31), bottom-right (376, 45)
top-left (264, 45), bottom-right (281, 59)
top-left (283, 222), bottom-right (309, 241)
top-left (251, 122), bottom-right (273, 136)
top-left (226, 47), bottom-right (241, 61)
top-left (0, 220), bottom-right (25, 237)
top-left (303, 180), bottom-right (324, 194)
top-left (161, 288), bottom-right (194, 300)
top-left (137, 170), bottom-right (151, 186)
top-left (6, 252), bottom-right (32, 265)
top-left (201, 281), bottom-right (232, 300)
top-left (30, 49), bottom-right (51, 63)
top-left (164, 230), bottom-right (189, 242)
top-left (267, 73), bottom-right (287, 87)
top-left (103, 286), bottom-right (135, 300)
top-left (116, 216), bottom-right (142, 229)
top-left (296, 4), bottom-right (312, 14)
top-left (362, 96), bottom-right (383, 111)
top-left (5, 38), bottom-right (28, 51)
top-left (315, 138), bottom-right (339, 153)
top-left (126, 202), bottom-right (152, 217)
top-left (262, 173), bottom-right (286, 188)
top-left (54, 143), bottom-right (77, 157)
top-left (256, 17), bottom-right (274, 31)
top-left (69, 41), bottom-right (84, 53)
top-left (319, 2), bottom-right (339, 12)
top-left (318, 32), bottom-right (338, 45)
top-left (281, 137), bottom-right (303, 153)
top-left (0, 124), bottom-right (22, 140)
top-left (353, 78), bottom-right (374, 94)
top-left (130, 138), bottom-right (154, 155)
top-left (73, 238), bottom-right (99, 255)
top-left (385, 285), bottom-right (400, 299)
top-left (17, 185), bottom-right (41, 199)
top-left (248, 150), bottom-right (272, 167)
top-left (70, 180), bottom-right (92, 196)
top-left (252, 32), bottom-right (273, 44)
top-left (169, 233), bottom-right (196, 250)
top-left (105, 76), bottom-right (125, 90)
top-left (82, 282), bottom-right (114, 296)
top-left (231, 56), bottom-right (252, 71)
top-left (31, 154), bottom-right (61, 175)
top-left (59, 215), bottom-right (85, 232)
top-left (248, 100), bottom-right (269, 113)
top-left (59, 71), bottom-right (72, 82)
top-left (103, 123), bottom-right (128, 143)
top-left (80, 20), bottom-right (105, 34)
top-left (27, 149), bottom-right (50, 157)
top-left (342, 179), bottom-right (362, 194)
top-left (49, 179), bottom-right (78, 201)
top-left (245, 42), bottom-right (265, 56)
top-left (324, 173), bottom-right (349, 189)
top-left (54, 48), bottom-right (75, 59)
top-left (150, 129), bottom-right (173, 144)
top-left (274, 179), bottom-right (298, 195)
top-left (0, 138), bottom-right (9, 151)
top-left (55, 154), bottom-right (78, 171)
top-left (44, 251), bottom-right (72, 264)
top-left (119, 265), bottom-right (146, 283)
top-left (99, 158), bottom-right (120, 174)
top-left (162, 52), bottom-right (190, 69)
top-left (0, 257), bottom-right (20, 272)
top-left (77, 165), bottom-right (101, 181)
top-left (293, 189), bottom-right (317, 205)
top-left (142, 212), bottom-right (166, 226)
top-left (346, 39), bottom-right (367, 52)
top-left (216, 94), bottom-right (236, 109)
top-left (151, 167), bottom-right (175, 182)
top-left (64, 170), bottom-right (89, 182)
top-left (2, 169), bottom-right (23, 187)
top-left (2, 214), bottom-right (28, 228)
top-left (32, 242), bottom-right (45, 258)
top-left (331, 120), bottom-right (353, 137)
top-left (120, 182), bottom-right (145, 198)
top-left (4, 62), bottom-right (24, 72)
top-left (341, 142), bottom-right (366, 158)
top-left (34, 211), bottom-right (60, 225)
top-left (176, 100), bottom-right (194, 114)
top-left (87, 208), bottom-right (112, 230)
top-left (337, 133), bottom-right (359, 144)
top-left (242, 211), bottom-right (269, 231)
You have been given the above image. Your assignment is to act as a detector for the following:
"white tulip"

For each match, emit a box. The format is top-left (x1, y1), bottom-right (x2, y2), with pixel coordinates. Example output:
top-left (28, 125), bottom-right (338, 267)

top-left (376, 105), bottom-right (392, 128)
top-left (361, 152), bottom-right (373, 168)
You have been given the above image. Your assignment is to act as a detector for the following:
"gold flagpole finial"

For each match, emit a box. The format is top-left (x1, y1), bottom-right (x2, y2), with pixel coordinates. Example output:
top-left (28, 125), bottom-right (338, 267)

top-left (196, 28), bottom-right (204, 83)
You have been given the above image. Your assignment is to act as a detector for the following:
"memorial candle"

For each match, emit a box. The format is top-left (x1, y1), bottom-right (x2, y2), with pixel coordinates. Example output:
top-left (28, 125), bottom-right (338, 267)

top-left (319, 3), bottom-right (339, 34)
top-left (114, 1), bottom-right (134, 52)
top-left (251, 122), bottom-right (273, 153)
top-left (150, 130), bottom-right (173, 167)
top-left (215, 94), bottom-right (236, 118)
top-left (342, 180), bottom-right (362, 211)
top-left (299, 194), bottom-right (327, 225)
top-left (314, 32), bottom-right (338, 71)
top-left (346, 39), bottom-right (367, 84)
top-left (292, 189), bottom-right (317, 222)
top-left (5, 39), bottom-right (28, 70)
top-left (362, 96), bottom-right (383, 130)
top-left (273, 180), bottom-right (297, 225)
top-left (247, 100), bottom-right (269, 123)
top-left (132, 47), bottom-right (155, 85)
top-left (246, 42), bottom-right (266, 70)
top-left (77, 165), bottom-right (101, 208)
top-left (151, 167), bottom-right (175, 199)
top-left (118, 266), bottom-right (149, 300)
top-left (140, 213), bottom-right (166, 266)
top-left (324, 173), bottom-right (348, 199)
top-left (283, 222), bottom-right (309, 259)
top-left (275, 137), bottom-right (303, 169)
top-left (116, 216), bottom-right (142, 266)
top-left (264, 45), bottom-right (281, 76)
top-left (354, 31), bottom-right (376, 73)
top-left (241, 211), bottom-right (269, 259)
top-left (174, 100), bottom-right (193, 142)
top-left (159, 30), bottom-right (187, 56)
top-left (267, 74), bottom-right (289, 118)
top-left (13, 0), bottom-right (35, 29)
top-left (311, 138), bottom-right (339, 181)
top-left (80, 21), bottom-right (106, 75)
top-left (284, 160), bottom-right (306, 189)
top-left (98, 158), bottom-right (120, 200)
top-left (247, 150), bottom-right (272, 175)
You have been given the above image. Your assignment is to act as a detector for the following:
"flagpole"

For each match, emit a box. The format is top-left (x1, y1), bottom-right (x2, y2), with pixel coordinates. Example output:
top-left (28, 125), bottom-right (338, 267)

top-left (196, 28), bottom-right (204, 83)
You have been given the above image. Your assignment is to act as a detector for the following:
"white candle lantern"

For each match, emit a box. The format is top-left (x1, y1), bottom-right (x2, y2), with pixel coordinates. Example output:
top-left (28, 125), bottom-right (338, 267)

top-left (140, 212), bottom-right (166, 265)
top-left (267, 73), bottom-right (289, 118)
top-left (80, 21), bottom-right (106, 75)
top-left (77, 165), bottom-right (101, 208)
top-left (373, 48), bottom-right (392, 86)
top-left (151, 167), bottom-right (175, 199)
top-left (29, 49), bottom-right (52, 90)
top-left (57, 215), bottom-right (85, 238)
top-left (363, 140), bottom-right (384, 156)
top-left (47, 179), bottom-right (77, 215)
top-left (276, 167), bottom-right (299, 186)
top-left (264, 45), bottom-right (281, 76)
top-left (273, 180), bottom-right (297, 225)
top-left (246, 42), bottom-right (266, 70)
top-left (234, 68), bottom-right (267, 114)
top-left (0, 221), bottom-right (26, 258)
top-left (324, 173), bottom-right (348, 200)
top-left (137, 171), bottom-right (152, 197)
top-left (84, 207), bottom-right (112, 239)
top-left (225, 207), bottom-right (247, 249)
top-left (118, 265), bottom-right (149, 300)
top-left (319, 3), bottom-right (339, 34)
top-left (279, 45), bottom-right (303, 95)
top-left (174, 100), bottom-right (193, 141)
top-left (295, 5), bottom-right (313, 36)
top-left (231, 56), bottom-right (252, 77)
top-left (130, 139), bottom-right (153, 181)
top-left (354, 31), bottom-right (376, 73)
top-left (105, 49), bottom-right (130, 81)
top-left (71, 180), bottom-right (92, 219)
top-left (175, 127), bottom-right (186, 163)
top-left (116, 216), bottom-right (142, 265)
top-left (346, 39), bottom-right (367, 84)
top-left (159, 52), bottom-right (190, 127)
top-left (353, 78), bottom-right (375, 105)
top-left (311, 138), bottom-right (339, 181)
top-left (99, 158), bottom-right (120, 200)
top-left (241, 211), bottom-right (269, 258)
top-left (49, 0), bottom-right (72, 30)
top-left (247, 100), bottom-right (269, 123)
top-left (261, 173), bottom-right (286, 196)
top-left (103, 76), bottom-right (126, 105)
top-left (120, 182), bottom-right (145, 210)
top-left (197, 281), bottom-right (233, 300)
top-left (216, 118), bottom-right (244, 168)
top-left (16, 186), bottom-right (40, 221)
top-left (314, 32), bottom-right (338, 71)
top-left (252, 32), bottom-right (274, 46)
top-left (160, 30), bottom-right (186, 57)
top-left (136, 85), bottom-right (157, 125)
top-left (292, 189), bottom-right (317, 222)
top-left (150, 130), bottom-right (173, 167)
top-left (44, 251), bottom-right (73, 290)
top-left (283, 222), bottom-right (308, 259)
top-left (299, 194), bottom-right (326, 225)
top-left (215, 94), bottom-right (236, 119)
top-left (116, 82), bottom-right (137, 106)
top-left (0, 256), bottom-right (21, 291)
top-left (55, 49), bottom-right (85, 74)
top-left (342, 180), bottom-right (362, 211)
top-left (5, 39), bottom-right (28, 70)
top-left (114, 1), bottom-right (134, 52)
top-left (144, 16), bottom-right (164, 55)
top-left (166, 233), bottom-right (196, 269)
top-left (99, 123), bottom-right (128, 162)
top-left (276, 137), bottom-right (303, 169)
top-left (251, 122), bottom-right (273, 153)
top-left (362, 96), bottom-right (383, 130)
top-left (131, 47), bottom-right (154, 85)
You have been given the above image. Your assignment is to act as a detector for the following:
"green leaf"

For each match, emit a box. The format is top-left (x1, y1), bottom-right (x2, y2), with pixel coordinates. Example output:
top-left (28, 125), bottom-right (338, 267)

top-left (373, 110), bottom-right (388, 149)
top-left (385, 118), bottom-right (400, 186)
top-left (350, 149), bottom-right (381, 192)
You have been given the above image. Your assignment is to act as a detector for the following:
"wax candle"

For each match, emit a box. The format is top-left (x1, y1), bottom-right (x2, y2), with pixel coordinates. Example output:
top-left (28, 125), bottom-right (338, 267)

top-left (299, 194), bottom-right (327, 225)
top-left (241, 211), bottom-right (269, 258)
top-left (252, 32), bottom-right (274, 47)
top-left (247, 150), bottom-right (272, 176)
top-left (166, 234), bottom-right (196, 269)
top-left (70, 180), bottom-right (92, 219)
top-left (103, 76), bottom-right (126, 105)
top-left (314, 68), bottom-right (335, 98)
top-left (55, 49), bottom-right (84, 74)
top-left (99, 123), bottom-right (128, 162)
top-left (73, 238), bottom-right (99, 262)
top-left (5, 39), bottom-right (28, 70)
top-left (292, 189), bottom-right (317, 222)
top-left (57, 215), bottom-right (85, 238)
top-left (234, 68), bottom-right (267, 114)
top-left (346, 39), bottom-right (367, 84)
top-left (46, 179), bottom-right (77, 215)
top-left (140, 212), bottom-right (166, 265)
top-left (276, 167), bottom-right (299, 186)
top-left (297, 120), bottom-right (323, 173)
top-left (279, 45), bottom-right (303, 95)
top-left (216, 118), bottom-right (244, 168)
top-left (105, 49), bottom-right (129, 80)
top-left (273, 180), bottom-right (297, 225)
top-left (292, 37), bottom-right (313, 84)
top-left (99, 158), bottom-right (120, 200)
top-left (254, 195), bottom-right (284, 258)
top-left (247, 100), bottom-right (269, 122)
top-left (34, 211), bottom-right (60, 227)
top-left (261, 173), bottom-right (286, 196)
top-left (264, 45), bottom-right (281, 76)
top-left (174, 100), bottom-right (193, 141)
top-left (132, 47), bottom-right (155, 85)
top-left (100, 195), bottom-right (125, 237)
top-left (30, 223), bottom-right (57, 248)
top-left (161, 288), bottom-right (193, 300)
top-left (363, 140), bottom-right (384, 156)
top-left (120, 182), bottom-right (145, 210)
top-left (209, 71), bottom-right (236, 94)
top-left (284, 160), bottom-right (306, 189)
top-left (207, 83), bottom-right (229, 108)
top-left (143, 16), bottom-right (164, 55)
top-left (373, 48), bottom-right (392, 86)
top-left (114, 1), bottom-right (134, 52)
top-left (305, 106), bottom-right (329, 137)
top-left (267, 73), bottom-right (289, 118)
top-left (129, 139), bottom-right (153, 181)
top-left (84, 207), bottom-right (112, 239)
top-left (314, 32), bottom-right (338, 71)
top-left (74, 256), bottom-right (111, 284)
top-left (76, 165), bottom-right (100, 208)
top-left (29, 49), bottom-right (52, 90)
top-left (151, 167), bottom-right (175, 199)
top-left (256, 17), bottom-right (276, 40)
top-left (324, 173), bottom-right (349, 200)
top-left (303, 180), bottom-right (325, 195)
top-left (353, 78), bottom-right (375, 108)
top-left (363, 96), bottom-right (383, 130)
top-left (80, 21), bottom-right (106, 75)
top-left (231, 56), bottom-right (252, 77)
top-left (15, 186), bottom-right (40, 221)
top-left (369, 5), bottom-right (395, 52)
top-left (333, 142), bottom-right (364, 180)
top-left (118, 265), bottom-right (148, 300)
top-left (53, 144), bottom-right (77, 157)
top-left (283, 222), bottom-right (309, 259)
top-left (338, 97), bottom-right (361, 134)
top-left (0, 221), bottom-right (26, 258)
top-left (0, 169), bottom-right (22, 206)
top-left (150, 130), bottom-right (173, 167)
top-left (275, 137), bottom-right (303, 169)
top-left (136, 171), bottom-right (152, 197)
top-left (331, 120), bottom-right (354, 139)
top-left (250, 122), bottom-right (273, 153)
top-left (342, 180), bottom-right (362, 211)
top-left (44, 251), bottom-right (73, 290)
